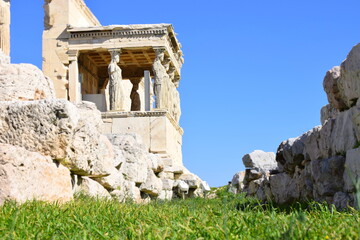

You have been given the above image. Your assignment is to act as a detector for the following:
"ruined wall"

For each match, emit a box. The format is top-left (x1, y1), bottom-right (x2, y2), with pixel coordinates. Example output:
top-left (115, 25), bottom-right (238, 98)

top-left (42, 0), bottom-right (100, 99)
top-left (232, 43), bottom-right (360, 209)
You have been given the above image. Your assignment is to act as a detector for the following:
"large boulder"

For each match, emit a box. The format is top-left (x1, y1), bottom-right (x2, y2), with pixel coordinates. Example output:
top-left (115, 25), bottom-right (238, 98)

top-left (320, 104), bottom-right (339, 125)
top-left (243, 150), bottom-right (277, 173)
top-left (0, 63), bottom-right (55, 101)
top-left (337, 43), bottom-right (360, 108)
top-left (110, 181), bottom-right (142, 203)
top-left (0, 100), bottom-right (113, 176)
top-left (139, 169), bottom-right (163, 197)
top-left (229, 171), bottom-right (245, 194)
top-left (276, 137), bottom-right (306, 173)
top-left (277, 106), bottom-right (358, 170)
top-left (311, 156), bottom-right (345, 199)
top-left (323, 66), bottom-right (347, 110)
top-left (73, 176), bottom-right (111, 199)
top-left (343, 147), bottom-right (360, 192)
top-left (0, 144), bottom-right (73, 204)
top-left (106, 134), bottom-right (150, 184)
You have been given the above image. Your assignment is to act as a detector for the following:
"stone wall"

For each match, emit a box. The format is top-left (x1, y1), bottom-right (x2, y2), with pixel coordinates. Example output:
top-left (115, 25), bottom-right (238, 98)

top-left (231, 43), bottom-right (360, 209)
top-left (43, 0), bottom-right (100, 99)
top-left (102, 111), bottom-right (183, 166)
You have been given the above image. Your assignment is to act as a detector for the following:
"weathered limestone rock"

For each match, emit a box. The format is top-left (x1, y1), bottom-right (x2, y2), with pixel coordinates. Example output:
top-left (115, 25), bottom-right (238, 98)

top-left (337, 43), bottom-right (360, 108)
top-left (0, 144), bottom-right (73, 204)
top-left (174, 180), bottom-right (189, 193)
top-left (110, 181), bottom-right (142, 203)
top-left (0, 63), bottom-right (55, 101)
top-left (269, 173), bottom-right (296, 204)
top-left (320, 104), bottom-right (339, 125)
top-left (139, 169), bottom-right (163, 197)
top-left (229, 171), bottom-right (245, 194)
top-left (73, 176), bottom-right (111, 199)
top-left (200, 181), bottom-right (211, 193)
top-left (276, 137), bottom-right (306, 174)
top-left (333, 192), bottom-right (354, 210)
top-left (311, 156), bottom-right (345, 199)
top-left (278, 106), bottom-right (358, 170)
top-left (94, 168), bottom-right (125, 191)
top-left (158, 190), bottom-right (173, 200)
top-left (230, 43), bottom-right (360, 208)
top-left (343, 147), bottom-right (360, 192)
top-left (302, 126), bottom-right (322, 162)
top-left (107, 134), bottom-right (149, 184)
top-left (161, 179), bottom-right (174, 190)
top-left (178, 173), bottom-right (201, 188)
top-left (323, 66), bottom-right (347, 110)
top-left (0, 100), bottom-right (113, 176)
top-left (243, 150), bottom-right (277, 173)
top-left (158, 171), bottom-right (174, 180)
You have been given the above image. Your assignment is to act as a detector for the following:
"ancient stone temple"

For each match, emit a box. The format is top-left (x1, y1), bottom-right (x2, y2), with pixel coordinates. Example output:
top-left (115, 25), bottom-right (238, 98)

top-left (43, 0), bottom-right (184, 165)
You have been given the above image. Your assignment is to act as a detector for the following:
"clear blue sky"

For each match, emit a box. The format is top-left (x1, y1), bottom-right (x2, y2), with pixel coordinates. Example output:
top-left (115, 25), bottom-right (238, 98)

top-left (10, 0), bottom-right (360, 187)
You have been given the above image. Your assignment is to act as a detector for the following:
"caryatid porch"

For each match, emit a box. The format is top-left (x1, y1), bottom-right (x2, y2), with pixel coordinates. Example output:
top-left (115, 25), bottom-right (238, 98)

top-left (67, 24), bottom-right (182, 118)
top-left (66, 24), bottom-right (184, 165)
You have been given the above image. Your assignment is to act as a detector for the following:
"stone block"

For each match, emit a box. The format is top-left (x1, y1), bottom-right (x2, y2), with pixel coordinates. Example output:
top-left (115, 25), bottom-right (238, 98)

top-left (73, 176), bottom-right (111, 199)
top-left (0, 144), bottom-right (73, 204)
top-left (344, 147), bottom-right (360, 192)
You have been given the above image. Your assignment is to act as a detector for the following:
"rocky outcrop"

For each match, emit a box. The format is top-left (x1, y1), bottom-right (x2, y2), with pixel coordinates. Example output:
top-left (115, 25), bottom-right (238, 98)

top-left (337, 44), bottom-right (360, 108)
top-left (320, 104), bottom-right (339, 125)
top-left (238, 150), bottom-right (277, 201)
top-left (243, 150), bottom-right (277, 173)
top-left (228, 171), bottom-right (245, 194)
top-left (0, 100), bottom-right (114, 177)
top-left (0, 97), bottom-right (208, 203)
top-left (73, 175), bottom-right (111, 199)
top-left (0, 63), bottom-right (55, 101)
top-left (323, 43), bottom-right (360, 110)
top-left (95, 133), bottom-right (210, 202)
top-left (231, 43), bottom-right (360, 209)
top-left (0, 143), bottom-right (73, 204)
top-left (323, 66), bottom-right (346, 110)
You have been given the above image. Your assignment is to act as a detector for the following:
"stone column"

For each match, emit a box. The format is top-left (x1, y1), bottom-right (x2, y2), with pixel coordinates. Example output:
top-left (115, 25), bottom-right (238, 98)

top-left (153, 47), bottom-right (167, 109)
top-left (130, 78), bottom-right (141, 111)
top-left (68, 50), bottom-right (80, 102)
top-left (0, 0), bottom-right (10, 57)
top-left (144, 70), bottom-right (151, 111)
top-left (108, 49), bottom-right (124, 111)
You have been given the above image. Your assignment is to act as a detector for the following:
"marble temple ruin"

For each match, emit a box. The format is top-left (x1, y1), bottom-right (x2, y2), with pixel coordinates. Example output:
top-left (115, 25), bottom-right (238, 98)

top-left (43, 0), bottom-right (185, 165)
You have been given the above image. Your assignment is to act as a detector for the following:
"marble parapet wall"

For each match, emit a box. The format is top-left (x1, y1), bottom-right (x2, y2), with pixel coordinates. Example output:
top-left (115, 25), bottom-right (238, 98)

top-left (101, 111), bottom-right (183, 166)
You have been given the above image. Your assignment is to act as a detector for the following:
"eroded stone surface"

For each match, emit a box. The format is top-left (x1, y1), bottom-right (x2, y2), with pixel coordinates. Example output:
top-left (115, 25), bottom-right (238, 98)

top-left (243, 150), bottom-right (277, 173)
top-left (0, 63), bottom-right (55, 101)
top-left (0, 143), bottom-right (73, 204)
top-left (73, 176), bottom-right (111, 199)
top-left (337, 43), bottom-right (360, 108)
top-left (323, 66), bottom-right (347, 110)
top-left (0, 100), bottom-right (113, 176)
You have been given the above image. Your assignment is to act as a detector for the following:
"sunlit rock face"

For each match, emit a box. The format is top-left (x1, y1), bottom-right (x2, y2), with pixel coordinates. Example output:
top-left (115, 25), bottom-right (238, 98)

top-left (231, 43), bottom-right (360, 209)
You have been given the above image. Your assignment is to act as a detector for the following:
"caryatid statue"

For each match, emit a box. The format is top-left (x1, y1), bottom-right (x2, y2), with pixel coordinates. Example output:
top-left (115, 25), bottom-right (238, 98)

top-left (153, 48), bottom-right (167, 109)
top-left (108, 49), bottom-right (124, 111)
top-left (130, 78), bottom-right (141, 111)
top-left (0, 0), bottom-right (10, 56)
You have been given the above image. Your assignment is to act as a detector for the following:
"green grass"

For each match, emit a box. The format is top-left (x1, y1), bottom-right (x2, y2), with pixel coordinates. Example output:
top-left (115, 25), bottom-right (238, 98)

top-left (0, 191), bottom-right (359, 239)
